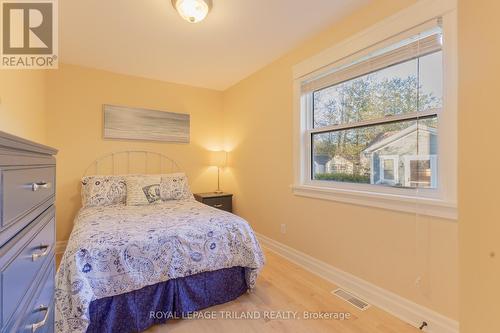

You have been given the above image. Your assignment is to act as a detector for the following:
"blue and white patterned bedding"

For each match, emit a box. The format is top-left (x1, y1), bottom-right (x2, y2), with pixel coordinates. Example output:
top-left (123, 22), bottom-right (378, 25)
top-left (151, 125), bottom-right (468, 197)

top-left (55, 199), bottom-right (265, 333)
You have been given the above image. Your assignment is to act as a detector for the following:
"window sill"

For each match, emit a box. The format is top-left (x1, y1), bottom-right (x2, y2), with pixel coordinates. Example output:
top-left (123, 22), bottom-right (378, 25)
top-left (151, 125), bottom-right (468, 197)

top-left (291, 184), bottom-right (457, 220)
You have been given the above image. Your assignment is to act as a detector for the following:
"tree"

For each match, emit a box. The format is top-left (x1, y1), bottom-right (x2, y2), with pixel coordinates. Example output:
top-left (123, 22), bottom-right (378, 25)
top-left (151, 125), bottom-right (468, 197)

top-left (313, 73), bottom-right (440, 176)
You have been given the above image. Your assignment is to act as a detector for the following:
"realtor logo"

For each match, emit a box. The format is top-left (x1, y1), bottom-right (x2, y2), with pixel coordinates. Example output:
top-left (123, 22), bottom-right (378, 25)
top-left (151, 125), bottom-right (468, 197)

top-left (1, 0), bottom-right (58, 68)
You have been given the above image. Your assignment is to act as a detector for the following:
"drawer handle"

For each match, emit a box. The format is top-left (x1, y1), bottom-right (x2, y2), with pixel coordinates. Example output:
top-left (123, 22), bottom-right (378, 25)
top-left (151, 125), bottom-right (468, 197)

top-left (213, 204), bottom-right (223, 208)
top-left (32, 182), bottom-right (51, 192)
top-left (31, 305), bottom-right (49, 333)
top-left (32, 245), bottom-right (50, 261)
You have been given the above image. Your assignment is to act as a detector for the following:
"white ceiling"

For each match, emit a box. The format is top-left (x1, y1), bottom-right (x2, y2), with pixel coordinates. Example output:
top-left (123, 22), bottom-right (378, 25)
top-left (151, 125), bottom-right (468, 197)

top-left (60, 0), bottom-right (370, 90)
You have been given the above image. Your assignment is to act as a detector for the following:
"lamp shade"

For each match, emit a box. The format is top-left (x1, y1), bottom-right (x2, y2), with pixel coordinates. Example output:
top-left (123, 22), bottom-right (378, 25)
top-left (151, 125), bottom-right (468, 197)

top-left (210, 150), bottom-right (227, 167)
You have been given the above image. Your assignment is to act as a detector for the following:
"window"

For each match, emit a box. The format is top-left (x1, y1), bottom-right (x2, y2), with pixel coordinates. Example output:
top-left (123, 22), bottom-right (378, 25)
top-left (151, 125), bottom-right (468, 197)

top-left (309, 29), bottom-right (442, 190)
top-left (404, 155), bottom-right (437, 188)
top-left (380, 156), bottom-right (399, 184)
top-left (292, 4), bottom-right (457, 219)
top-left (383, 159), bottom-right (395, 180)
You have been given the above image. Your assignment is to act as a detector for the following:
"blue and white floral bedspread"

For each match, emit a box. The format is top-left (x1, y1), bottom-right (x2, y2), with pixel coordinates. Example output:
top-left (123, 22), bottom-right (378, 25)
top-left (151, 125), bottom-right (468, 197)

top-left (55, 199), bottom-right (265, 333)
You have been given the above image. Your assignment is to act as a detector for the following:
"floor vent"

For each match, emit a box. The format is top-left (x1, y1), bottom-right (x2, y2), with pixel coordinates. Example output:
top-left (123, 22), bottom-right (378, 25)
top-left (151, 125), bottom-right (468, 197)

top-left (332, 288), bottom-right (371, 311)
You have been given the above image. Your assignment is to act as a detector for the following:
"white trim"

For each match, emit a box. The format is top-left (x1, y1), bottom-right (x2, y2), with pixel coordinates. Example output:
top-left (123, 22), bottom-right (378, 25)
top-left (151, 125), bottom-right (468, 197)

top-left (292, 0), bottom-right (457, 218)
top-left (56, 240), bottom-right (68, 255)
top-left (291, 184), bottom-right (456, 220)
top-left (436, 7), bottom-right (458, 208)
top-left (257, 232), bottom-right (459, 333)
top-left (308, 110), bottom-right (438, 135)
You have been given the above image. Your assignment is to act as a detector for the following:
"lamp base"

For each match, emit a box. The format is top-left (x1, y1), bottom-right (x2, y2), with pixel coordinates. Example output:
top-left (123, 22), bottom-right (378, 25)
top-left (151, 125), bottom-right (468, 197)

top-left (213, 190), bottom-right (223, 194)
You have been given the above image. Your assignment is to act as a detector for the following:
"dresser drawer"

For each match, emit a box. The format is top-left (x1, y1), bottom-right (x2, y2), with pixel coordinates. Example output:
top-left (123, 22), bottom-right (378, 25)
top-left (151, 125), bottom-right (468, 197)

top-left (0, 209), bottom-right (55, 330)
top-left (1, 166), bottom-right (55, 229)
top-left (17, 261), bottom-right (55, 333)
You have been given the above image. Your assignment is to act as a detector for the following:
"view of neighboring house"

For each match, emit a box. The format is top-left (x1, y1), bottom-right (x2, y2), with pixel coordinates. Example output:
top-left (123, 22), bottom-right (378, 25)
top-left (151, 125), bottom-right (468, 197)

top-left (314, 124), bottom-right (438, 188)
top-left (326, 155), bottom-right (354, 174)
top-left (362, 124), bottom-right (438, 188)
top-left (313, 154), bottom-right (360, 182)
top-left (313, 154), bottom-right (331, 174)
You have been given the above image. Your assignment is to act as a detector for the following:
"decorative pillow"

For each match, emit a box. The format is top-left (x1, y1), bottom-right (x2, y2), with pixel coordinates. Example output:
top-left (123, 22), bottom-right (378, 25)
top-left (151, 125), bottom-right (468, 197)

top-left (160, 173), bottom-right (192, 200)
top-left (126, 175), bottom-right (162, 205)
top-left (81, 176), bottom-right (127, 207)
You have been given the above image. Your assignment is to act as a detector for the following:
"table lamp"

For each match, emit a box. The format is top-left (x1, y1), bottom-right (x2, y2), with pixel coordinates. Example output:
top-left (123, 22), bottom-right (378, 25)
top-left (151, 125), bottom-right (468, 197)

top-left (210, 150), bottom-right (227, 193)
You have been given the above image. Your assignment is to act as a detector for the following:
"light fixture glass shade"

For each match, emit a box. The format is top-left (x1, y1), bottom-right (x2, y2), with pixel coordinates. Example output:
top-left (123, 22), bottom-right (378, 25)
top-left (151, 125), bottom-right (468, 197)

top-left (210, 150), bottom-right (227, 167)
top-left (172, 0), bottom-right (212, 23)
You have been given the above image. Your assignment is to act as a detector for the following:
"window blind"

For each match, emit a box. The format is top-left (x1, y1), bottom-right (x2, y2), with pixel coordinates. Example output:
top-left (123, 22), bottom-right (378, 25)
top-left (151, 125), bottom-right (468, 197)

top-left (301, 30), bottom-right (442, 94)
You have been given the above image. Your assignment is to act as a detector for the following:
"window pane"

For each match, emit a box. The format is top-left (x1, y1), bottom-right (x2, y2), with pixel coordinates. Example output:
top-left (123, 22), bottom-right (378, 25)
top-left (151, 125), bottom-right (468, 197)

top-left (313, 52), bottom-right (442, 128)
top-left (312, 116), bottom-right (438, 188)
top-left (383, 159), bottom-right (395, 180)
top-left (410, 160), bottom-right (431, 187)
top-left (419, 51), bottom-right (443, 112)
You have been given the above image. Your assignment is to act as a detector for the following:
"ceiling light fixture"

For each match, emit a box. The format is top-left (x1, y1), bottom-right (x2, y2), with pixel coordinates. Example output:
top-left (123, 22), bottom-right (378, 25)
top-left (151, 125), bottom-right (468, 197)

top-left (171, 0), bottom-right (212, 23)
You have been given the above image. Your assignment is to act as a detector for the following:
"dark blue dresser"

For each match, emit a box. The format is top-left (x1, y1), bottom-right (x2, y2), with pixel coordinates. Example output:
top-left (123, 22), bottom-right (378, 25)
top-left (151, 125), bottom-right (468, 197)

top-left (0, 131), bottom-right (57, 333)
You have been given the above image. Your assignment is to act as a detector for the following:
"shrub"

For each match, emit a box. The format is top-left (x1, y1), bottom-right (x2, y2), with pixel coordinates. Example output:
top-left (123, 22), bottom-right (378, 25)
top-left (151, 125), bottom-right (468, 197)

top-left (315, 172), bottom-right (370, 183)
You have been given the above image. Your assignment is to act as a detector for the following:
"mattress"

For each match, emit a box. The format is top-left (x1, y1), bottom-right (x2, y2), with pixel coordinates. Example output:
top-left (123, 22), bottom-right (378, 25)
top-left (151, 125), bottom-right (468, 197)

top-left (55, 199), bottom-right (265, 333)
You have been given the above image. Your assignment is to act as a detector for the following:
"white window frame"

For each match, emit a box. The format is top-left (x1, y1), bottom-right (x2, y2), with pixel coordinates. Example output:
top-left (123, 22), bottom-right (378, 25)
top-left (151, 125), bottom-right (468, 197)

top-left (379, 155), bottom-right (399, 184)
top-left (291, 0), bottom-right (457, 220)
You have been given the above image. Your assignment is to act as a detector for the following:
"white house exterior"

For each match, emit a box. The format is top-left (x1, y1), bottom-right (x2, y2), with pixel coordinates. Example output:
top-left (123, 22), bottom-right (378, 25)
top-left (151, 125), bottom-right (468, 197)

top-left (362, 124), bottom-right (438, 188)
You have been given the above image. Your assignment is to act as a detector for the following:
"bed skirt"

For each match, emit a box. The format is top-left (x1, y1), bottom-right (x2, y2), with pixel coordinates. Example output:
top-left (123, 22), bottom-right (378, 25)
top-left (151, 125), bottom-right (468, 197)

top-left (86, 266), bottom-right (248, 333)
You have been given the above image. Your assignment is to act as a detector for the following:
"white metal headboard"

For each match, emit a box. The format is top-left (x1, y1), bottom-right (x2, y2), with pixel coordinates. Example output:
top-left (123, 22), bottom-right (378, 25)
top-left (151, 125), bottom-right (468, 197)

top-left (83, 150), bottom-right (181, 176)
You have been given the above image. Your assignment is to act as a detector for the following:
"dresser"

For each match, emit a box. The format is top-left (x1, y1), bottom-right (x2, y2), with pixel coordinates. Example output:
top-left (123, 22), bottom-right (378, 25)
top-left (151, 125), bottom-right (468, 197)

top-left (194, 192), bottom-right (233, 213)
top-left (0, 131), bottom-right (57, 333)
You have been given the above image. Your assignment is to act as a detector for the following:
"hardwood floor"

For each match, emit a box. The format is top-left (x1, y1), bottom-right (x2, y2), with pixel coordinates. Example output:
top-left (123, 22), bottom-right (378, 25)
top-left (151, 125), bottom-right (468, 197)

top-left (143, 249), bottom-right (420, 333)
top-left (56, 249), bottom-right (420, 333)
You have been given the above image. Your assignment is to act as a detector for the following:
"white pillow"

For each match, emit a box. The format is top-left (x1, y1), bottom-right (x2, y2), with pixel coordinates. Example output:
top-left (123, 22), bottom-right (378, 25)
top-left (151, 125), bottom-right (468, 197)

top-left (126, 175), bottom-right (162, 205)
top-left (160, 173), bottom-right (192, 200)
top-left (81, 176), bottom-right (126, 207)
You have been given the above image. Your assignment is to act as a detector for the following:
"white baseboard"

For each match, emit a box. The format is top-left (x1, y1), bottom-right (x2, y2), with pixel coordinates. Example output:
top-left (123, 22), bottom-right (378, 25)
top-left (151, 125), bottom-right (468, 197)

top-left (55, 240), bottom-right (68, 255)
top-left (256, 232), bottom-right (459, 333)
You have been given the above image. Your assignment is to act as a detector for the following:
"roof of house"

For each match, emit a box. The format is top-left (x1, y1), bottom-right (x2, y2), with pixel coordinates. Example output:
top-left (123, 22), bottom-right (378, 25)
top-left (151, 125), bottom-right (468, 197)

top-left (363, 124), bottom-right (437, 154)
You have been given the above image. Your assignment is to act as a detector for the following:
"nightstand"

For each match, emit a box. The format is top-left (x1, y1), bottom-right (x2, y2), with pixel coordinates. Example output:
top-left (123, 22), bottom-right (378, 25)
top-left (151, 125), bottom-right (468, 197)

top-left (194, 192), bottom-right (233, 213)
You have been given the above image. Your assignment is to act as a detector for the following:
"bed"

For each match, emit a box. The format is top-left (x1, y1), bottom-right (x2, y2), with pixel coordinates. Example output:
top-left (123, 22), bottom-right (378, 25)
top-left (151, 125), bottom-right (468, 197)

top-left (55, 151), bottom-right (265, 333)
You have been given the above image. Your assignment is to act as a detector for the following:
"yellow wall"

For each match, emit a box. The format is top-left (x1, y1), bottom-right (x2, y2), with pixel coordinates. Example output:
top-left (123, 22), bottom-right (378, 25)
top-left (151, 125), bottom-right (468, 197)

top-left (222, 0), bottom-right (458, 320)
top-left (46, 64), bottom-right (224, 242)
top-left (458, 0), bottom-right (500, 332)
top-left (0, 70), bottom-right (47, 144)
top-left (1, 0), bottom-right (476, 326)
